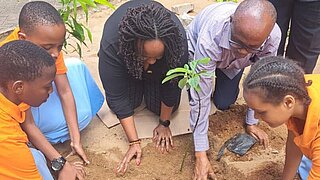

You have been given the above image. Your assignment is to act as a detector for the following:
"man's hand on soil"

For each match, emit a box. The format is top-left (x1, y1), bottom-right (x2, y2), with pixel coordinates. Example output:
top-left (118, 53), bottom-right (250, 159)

top-left (246, 124), bottom-right (269, 149)
top-left (153, 124), bottom-right (174, 153)
top-left (115, 144), bottom-right (142, 175)
top-left (194, 152), bottom-right (216, 180)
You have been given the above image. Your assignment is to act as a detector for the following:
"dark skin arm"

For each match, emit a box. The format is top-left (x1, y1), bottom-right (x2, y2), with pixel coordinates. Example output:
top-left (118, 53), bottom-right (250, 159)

top-left (21, 109), bottom-right (86, 180)
top-left (153, 102), bottom-right (174, 153)
top-left (54, 74), bottom-right (89, 164)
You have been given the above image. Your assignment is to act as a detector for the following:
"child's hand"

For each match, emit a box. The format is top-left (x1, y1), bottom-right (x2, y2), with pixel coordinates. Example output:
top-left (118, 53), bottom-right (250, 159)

top-left (68, 141), bottom-right (90, 165)
top-left (246, 124), bottom-right (269, 149)
top-left (58, 161), bottom-right (85, 180)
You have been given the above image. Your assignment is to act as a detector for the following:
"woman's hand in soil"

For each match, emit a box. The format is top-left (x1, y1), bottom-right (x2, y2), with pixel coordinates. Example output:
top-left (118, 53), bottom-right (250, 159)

top-left (153, 124), bottom-right (174, 153)
top-left (68, 141), bottom-right (90, 165)
top-left (116, 144), bottom-right (142, 175)
top-left (246, 124), bottom-right (269, 149)
top-left (58, 161), bottom-right (86, 180)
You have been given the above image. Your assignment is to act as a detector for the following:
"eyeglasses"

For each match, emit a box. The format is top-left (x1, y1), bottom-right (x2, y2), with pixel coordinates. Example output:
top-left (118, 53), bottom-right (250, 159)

top-left (229, 38), bottom-right (266, 53)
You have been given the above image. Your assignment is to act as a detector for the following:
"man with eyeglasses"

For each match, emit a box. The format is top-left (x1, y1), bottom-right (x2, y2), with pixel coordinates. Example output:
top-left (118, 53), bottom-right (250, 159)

top-left (186, 0), bottom-right (281, 179)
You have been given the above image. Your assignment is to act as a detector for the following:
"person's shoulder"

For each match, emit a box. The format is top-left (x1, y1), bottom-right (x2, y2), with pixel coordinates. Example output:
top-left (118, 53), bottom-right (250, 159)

top-left (270, 23), bottom-right (282, 39)
top-left (0, 27), bottom-right (20, 47)
top-left (201, 2), bottom-right (237, 17)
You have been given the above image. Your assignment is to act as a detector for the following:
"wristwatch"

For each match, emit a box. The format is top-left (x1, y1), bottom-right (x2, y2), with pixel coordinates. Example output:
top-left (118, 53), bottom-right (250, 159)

top-left (159, 119), bottom-right (170, 127)
top-left (51, 156), bottom-right (66, 172)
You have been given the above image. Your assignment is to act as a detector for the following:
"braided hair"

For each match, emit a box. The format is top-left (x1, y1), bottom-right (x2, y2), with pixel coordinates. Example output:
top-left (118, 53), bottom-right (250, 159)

top-left (0, 40), bottom-right (55, 87)
top-left (243, 56), bottom-right (311, 105)
top-left (118, 3), bottom-right (184, 79)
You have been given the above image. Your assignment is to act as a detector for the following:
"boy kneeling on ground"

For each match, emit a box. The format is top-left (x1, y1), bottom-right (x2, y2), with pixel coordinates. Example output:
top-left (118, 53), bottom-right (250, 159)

top-left (0, 40), bottom-right (85, 179)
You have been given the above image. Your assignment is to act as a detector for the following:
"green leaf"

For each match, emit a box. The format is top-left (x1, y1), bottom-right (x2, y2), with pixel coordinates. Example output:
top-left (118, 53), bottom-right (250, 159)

top-left (72, 17), bottom-right (85, 41)
top-left (78, 0), bottom-right (97, 7)
top-left (197, 57), bottom-right (210, 64)
top-left (183, 63), bottom-right (190, 70)
top-left (189, 60), bottom-right (198, 71)
top-left (178, 77), bottom-right (188, 89)
top-left (194, 85), bottom-right (201, 92)
top-left (188, 75), bottom-right (200, 89)
top-left (166, 67), bottom-right (188, 76)
top-left (83, 26), bottom-right (93, 43)
top-left (94, 0), bottom-right (115, 9)
top-left (73, 0), bottom-right (77, 18)
top-left (162, 73), bottom-right (185, 84)
top-left (76, 43), bottom-right (82, 58)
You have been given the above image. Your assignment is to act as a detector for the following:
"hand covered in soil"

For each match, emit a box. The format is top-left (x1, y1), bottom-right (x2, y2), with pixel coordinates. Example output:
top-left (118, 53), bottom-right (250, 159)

top-left (153, 124), bottom-right (174, 153)
top-left (116, 144), bottom-right (142, 175)
top-left (67, 141), bottom-right (90, 165)
top-left (194, 152), bottom-right (216, 180)
top-left (58, 161), bottom-right (86, 180)
top-left (246, 124), bottom-right (269, 149)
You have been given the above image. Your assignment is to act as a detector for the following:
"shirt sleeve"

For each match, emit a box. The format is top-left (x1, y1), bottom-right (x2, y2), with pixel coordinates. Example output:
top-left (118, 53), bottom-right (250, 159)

top-left (245, 108), bottom-right (259, 125)
top-left (189, 36), bottom-right (220, 152)
top-left (55, 52), bottom-right (68, 74)
top-left (309, 132), bottom-right (320, 179)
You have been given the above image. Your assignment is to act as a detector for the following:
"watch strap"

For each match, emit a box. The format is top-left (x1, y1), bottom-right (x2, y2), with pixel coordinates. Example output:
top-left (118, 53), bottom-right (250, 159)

top-left (159, 119), bottom-right (170, 127)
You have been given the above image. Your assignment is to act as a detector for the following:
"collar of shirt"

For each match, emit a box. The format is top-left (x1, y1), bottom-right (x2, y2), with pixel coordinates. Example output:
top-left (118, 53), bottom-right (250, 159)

top-left (219, 19), bottom-right (232, 50)
top-left (0, 93), bottom-right (30, 123)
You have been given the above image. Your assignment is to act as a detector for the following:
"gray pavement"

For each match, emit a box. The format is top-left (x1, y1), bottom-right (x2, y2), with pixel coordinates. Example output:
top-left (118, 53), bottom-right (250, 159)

top-left (0, 0), bottom-right (61, 35)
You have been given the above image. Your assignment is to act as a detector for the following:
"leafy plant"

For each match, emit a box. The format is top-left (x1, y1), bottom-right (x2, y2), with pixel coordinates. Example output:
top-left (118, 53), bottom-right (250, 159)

top-left (58, 0), bottom-right (115, 57)
top-left (162, 57), bottom-right (214, 131)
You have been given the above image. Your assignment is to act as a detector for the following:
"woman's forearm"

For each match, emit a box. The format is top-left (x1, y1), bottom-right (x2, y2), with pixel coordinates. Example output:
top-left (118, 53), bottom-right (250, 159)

top-left (120, 116), bottom-right (139, 142)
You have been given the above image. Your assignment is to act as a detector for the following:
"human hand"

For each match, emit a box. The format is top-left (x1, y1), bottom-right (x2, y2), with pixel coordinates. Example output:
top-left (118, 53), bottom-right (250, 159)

top-left (67, 141), bottom-right (90, 165)
top-left (153, 124), bottom-right (173, 153)
top-left (193, 152), bottom-right (216, 180)
top-left (115, 144), bottom-right (142, 175)
top-left (58, 161), bottom-right (85, 180)
top-left (246, 124), bottom-right (269, 149)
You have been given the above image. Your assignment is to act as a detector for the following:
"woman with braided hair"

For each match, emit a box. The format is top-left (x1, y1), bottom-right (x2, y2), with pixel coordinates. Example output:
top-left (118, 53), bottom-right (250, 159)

top-left (98, 0), bottom-right (187, 175)
top-left (243, 56), bottom-right (320, 179)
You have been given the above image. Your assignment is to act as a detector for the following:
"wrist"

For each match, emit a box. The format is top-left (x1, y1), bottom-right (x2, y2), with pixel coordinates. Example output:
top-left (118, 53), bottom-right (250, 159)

top-left (129, 139), bottom-right (141, 146)
top-left (195, 151), bottom-right (207, 158)
top-left (51, 156), bottom-right (66, 172)
top-left (159, 119), bottom-right (170, 127)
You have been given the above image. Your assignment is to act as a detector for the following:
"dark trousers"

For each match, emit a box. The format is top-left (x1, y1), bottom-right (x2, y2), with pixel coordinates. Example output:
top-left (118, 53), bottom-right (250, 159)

top-left (128, 78), bottom-right (180, 116)
top-left (212, 68), bottom-right (244, 110)
top-left (269, 0), bottom-right (320, 73)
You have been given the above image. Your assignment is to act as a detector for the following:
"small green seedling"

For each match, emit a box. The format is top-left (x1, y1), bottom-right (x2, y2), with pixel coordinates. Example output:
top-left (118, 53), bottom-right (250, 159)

top-left (162, 57), bottom-right (213, 91)
top-left (162, 57), bottom-right (214, 131)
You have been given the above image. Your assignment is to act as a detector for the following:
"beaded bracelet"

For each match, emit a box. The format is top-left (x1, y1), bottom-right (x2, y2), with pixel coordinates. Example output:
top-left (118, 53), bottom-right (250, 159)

top-left (129, 139), bottom-right (141, 146)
